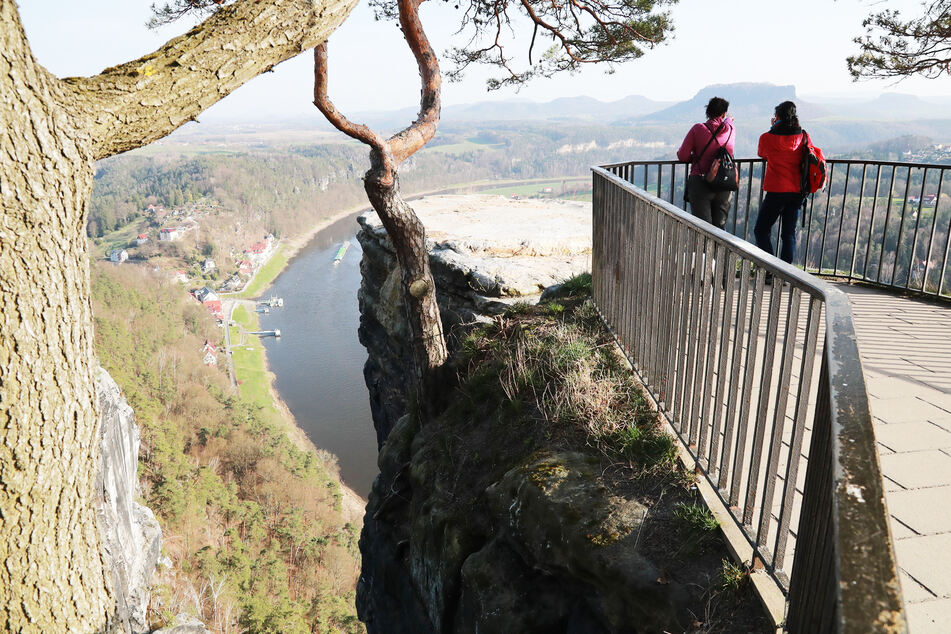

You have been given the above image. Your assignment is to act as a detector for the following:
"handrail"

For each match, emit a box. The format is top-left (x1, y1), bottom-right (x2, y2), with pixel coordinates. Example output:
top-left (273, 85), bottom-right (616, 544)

top-left (601, 158), bottom-right (951, 300)
top-left (590, 166), bottom-right (906, 632)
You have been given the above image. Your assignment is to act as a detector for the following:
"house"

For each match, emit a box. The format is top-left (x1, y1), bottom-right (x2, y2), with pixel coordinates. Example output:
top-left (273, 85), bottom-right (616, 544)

top-left (246, 241), bottom-right (267, 255)
top-left (135, 233), bottom-right (149, 246)
top-left (159, 227), bottom-right (181, 241)
top-left (237, 259), bottom-right (253, 276)
top-left (202, 340), bottom-right (217, 366)
top-left (202, 258), bottom-right (216, 274)
top-left (172, 270), bottom-right (189, 284)
top-left (109, 249), bottom-right (128, 263)
top-left (923, 193), bottom-right (938, 207)
top-left (193, 286), bottom-right (222, 315)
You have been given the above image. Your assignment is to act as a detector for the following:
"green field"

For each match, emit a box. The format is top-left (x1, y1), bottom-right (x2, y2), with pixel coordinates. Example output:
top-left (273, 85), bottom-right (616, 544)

top-left (232, 245), bottom-right (289, 299)
top-left (478, 178), bottom-right (591, 199)
top-left (423, 138), bottom-right (506, 156)
top-left (229, 303), bottom-right (278, 412)
top-left (94, 221), bottom-right (147, 255)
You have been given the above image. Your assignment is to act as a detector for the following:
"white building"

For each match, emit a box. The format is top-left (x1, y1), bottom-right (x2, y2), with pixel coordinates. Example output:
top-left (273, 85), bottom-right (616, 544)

top-left (109, 249), bottom-right (128, 263)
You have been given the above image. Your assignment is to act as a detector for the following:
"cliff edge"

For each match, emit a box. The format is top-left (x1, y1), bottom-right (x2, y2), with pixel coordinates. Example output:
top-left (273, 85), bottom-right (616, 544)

top-left (354, 194), bottom-right (769, 633)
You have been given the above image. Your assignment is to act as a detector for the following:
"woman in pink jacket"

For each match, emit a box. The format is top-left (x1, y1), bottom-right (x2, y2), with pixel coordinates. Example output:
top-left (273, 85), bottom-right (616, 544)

top-left (677, 97), bottom-right (735, 229)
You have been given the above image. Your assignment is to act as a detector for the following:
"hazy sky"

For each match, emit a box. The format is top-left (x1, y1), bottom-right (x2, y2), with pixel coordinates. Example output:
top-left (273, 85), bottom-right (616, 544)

top-left (18, 0), bottom-right (951, 122)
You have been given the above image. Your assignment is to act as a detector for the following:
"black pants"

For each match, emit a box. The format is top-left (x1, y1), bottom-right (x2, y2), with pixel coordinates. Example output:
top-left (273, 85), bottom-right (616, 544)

top-left (687, 175), bottom-right (731, 229)
top-left (754, 192), bottom-right (805, 264)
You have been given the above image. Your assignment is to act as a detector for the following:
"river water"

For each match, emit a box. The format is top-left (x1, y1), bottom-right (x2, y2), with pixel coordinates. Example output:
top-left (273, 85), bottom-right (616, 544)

top-left (257, 213), bottom-right (379, 497)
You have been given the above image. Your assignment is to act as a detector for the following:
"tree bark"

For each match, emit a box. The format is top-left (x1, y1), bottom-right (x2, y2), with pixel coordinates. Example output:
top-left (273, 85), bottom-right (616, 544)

top-left (364, 149), bottom-right (448, 401)
top-left (0, 1), bottom-right (355, 630)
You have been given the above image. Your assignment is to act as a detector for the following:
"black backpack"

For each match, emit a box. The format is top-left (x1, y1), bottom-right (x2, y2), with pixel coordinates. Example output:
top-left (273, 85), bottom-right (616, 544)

top-left (700, 122), bottom-right (739, 192)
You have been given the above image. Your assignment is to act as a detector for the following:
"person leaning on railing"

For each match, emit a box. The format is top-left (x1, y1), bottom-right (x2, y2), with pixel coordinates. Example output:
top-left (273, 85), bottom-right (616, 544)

top-left (677, 96), bottom-right (735, 230)
top-left (754, 101), bottom-right (809, 264)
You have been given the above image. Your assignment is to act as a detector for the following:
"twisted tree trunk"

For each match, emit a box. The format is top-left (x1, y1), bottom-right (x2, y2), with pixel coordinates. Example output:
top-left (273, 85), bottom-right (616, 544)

top-left (364, 150), bottom-right (448, 404)
top-left (314, 0), bottom-right (448, 417)
top-left (0, 1), bottom-right (355, 630)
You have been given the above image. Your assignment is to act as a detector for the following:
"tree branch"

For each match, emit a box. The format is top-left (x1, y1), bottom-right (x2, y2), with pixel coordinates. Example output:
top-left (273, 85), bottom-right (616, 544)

top-left (387, 0), bottom-right (442, 164)
top-left (312, 43), bottom-right (388, 154)
top-left (64, 0), bottom-right (358, 160)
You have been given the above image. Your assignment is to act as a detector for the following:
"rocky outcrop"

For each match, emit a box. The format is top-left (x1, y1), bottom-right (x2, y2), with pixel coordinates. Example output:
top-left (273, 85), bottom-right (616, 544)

top-left (357, 195), bottom-right (591, 444)
top-left (96, 368), bottom-right (163, 634)
top-left (355, 195), bottom-right (691, 632)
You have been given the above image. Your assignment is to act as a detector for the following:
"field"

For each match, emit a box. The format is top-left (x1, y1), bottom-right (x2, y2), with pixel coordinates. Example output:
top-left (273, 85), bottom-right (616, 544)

top-left (478, 177), bottom-right (592, 201)
top-left (233, 245), bottom-right (290, 299)
top-left (229, 303), bottom-right (277, 411)
top-left (423, 137), bottom-right (506, 156)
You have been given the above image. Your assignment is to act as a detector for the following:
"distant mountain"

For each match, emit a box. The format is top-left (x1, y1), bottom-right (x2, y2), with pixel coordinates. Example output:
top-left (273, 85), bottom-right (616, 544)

top-left (839, 93), bottom-right (951, 120)
top-left (629, 83), bottom-right (830, 127)
top-left (352, 94), bottom-right (676, 128)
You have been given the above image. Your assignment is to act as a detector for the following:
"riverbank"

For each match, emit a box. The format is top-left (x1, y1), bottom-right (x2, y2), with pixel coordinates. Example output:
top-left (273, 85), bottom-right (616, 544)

top-left (227, 301), bottom-right (367, 515)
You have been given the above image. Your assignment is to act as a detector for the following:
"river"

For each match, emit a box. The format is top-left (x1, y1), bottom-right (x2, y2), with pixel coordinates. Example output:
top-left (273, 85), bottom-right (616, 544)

top-left (257, 213), bottom-right (379, 497)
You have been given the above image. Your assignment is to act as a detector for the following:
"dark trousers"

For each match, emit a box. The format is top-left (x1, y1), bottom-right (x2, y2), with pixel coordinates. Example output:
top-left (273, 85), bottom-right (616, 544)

top-left (687, 175), bottom-right (731, 230)
top-left (754, 192), bottom-right (805, 264)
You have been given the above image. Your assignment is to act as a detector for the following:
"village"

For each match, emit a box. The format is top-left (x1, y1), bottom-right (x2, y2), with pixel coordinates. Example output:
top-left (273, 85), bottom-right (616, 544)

top-left (103, 199), bottom-right (284, 370)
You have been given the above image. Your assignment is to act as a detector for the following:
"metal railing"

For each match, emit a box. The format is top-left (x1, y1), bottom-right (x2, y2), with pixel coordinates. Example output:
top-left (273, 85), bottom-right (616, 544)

top-left (602, 158), bottom-right (951, 300)
top-left (591, 167), bottom-right (906, 632)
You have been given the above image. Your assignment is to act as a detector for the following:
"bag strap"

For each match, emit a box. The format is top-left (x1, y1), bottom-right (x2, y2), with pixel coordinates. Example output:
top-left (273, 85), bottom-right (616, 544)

top-left (698, 121), bottom-right (727, 162)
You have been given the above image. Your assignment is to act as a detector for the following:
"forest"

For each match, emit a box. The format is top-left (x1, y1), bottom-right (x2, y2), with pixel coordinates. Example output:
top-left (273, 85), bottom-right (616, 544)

top-left (91, 264), bottom-right (364, 633)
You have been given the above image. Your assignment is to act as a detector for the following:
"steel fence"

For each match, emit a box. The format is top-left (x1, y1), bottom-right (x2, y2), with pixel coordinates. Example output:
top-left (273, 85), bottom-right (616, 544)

top-left (591, 167), bottom-right (906, 632)
top-left (601, 158), bottom-right (951, 300)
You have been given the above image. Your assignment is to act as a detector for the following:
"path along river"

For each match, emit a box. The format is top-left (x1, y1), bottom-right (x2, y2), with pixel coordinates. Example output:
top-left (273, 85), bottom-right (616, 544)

top-left (257, 213), bottom-right (378, 497)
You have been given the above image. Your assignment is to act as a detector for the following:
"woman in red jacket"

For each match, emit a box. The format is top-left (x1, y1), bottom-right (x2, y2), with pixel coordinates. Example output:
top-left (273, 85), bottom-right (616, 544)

top-left (677, 97), bottom-right (735, 229)
top-left (754, 101), bottom-right (807, 263)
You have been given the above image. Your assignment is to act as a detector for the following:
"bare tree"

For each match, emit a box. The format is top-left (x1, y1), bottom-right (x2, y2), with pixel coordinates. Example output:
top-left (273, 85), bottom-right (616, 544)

top-left (848, 0), bottom-right (951, 79)
top-left (313, 0), bottom-right (677, 413)
top-left (0, 1), bottom-right (356, 630)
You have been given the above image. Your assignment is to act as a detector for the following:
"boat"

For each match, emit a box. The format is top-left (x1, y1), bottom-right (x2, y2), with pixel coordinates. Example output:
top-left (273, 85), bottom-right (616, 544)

top-left (333, 240), bottom-right (351, 265)
top-left (258, 296), bottom-right (283, 308)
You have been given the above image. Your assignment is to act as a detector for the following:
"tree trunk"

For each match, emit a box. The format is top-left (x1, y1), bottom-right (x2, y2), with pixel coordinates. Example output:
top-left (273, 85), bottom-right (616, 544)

top-left (0, 1), bottom-right (356, 630)
top-left (0, 6), bottom-right (113, 630)
top-left (364, 150), bottom-right (448, 414)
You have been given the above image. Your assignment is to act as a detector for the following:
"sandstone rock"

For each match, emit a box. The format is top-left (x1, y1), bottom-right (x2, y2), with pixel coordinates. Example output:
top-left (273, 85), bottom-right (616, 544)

top-left (356, 195), bottom-right (591, 444)
top-left (96, 368), bottom-right (164, 634)
top-left (356, 195), bottom-right (687, 633)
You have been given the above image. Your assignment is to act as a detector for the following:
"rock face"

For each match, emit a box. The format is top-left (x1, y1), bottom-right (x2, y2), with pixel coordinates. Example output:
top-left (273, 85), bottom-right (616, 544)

top-left (355, 196), bottom-right (685, 632)
top-left (357, 195), bottom-right (592, 445)
top-left (96, 368), bottom-right (163, 634)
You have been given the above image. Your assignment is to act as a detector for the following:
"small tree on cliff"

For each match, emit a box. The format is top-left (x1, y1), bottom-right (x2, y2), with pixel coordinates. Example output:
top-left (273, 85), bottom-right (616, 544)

top-left (314, 0), bottom-right (677, 411)
top-left (0, 2), bottom-right (356, 631)
top-left (848, 0), bottom-right (951, 79)
top-left (160, 1), bottom-right (676, 413)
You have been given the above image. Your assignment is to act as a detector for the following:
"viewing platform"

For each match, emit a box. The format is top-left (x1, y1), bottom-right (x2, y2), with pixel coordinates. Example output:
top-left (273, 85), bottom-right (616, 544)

top-left (592, 157), bottom-right (951, 632)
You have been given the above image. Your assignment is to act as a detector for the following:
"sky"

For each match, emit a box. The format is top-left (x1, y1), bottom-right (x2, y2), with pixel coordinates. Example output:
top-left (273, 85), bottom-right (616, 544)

top-left (18, 0), bottom-right (951, 122)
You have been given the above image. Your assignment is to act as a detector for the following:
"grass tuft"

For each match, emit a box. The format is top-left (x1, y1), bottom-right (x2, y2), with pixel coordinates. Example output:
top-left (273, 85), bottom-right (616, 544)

top-left (674, 502), bottom-right (719, 533)
top-left (718, 559), bottom-right (751, 592)
top-left (560, 272), bottom-right (592, 297)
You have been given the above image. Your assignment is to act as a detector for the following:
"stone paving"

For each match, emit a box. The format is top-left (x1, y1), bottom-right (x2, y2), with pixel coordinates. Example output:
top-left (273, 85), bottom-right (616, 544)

top-left (837, 284), bottom-right (951, 633)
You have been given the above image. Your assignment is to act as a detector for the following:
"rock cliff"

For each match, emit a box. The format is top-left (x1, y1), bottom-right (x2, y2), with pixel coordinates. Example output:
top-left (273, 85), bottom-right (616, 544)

top-left (96, 368), bottom-right (164, 634)
top-left (354, 195), bottom-right (730, 633)
top-left (357, 195), bottom-right (592, 445)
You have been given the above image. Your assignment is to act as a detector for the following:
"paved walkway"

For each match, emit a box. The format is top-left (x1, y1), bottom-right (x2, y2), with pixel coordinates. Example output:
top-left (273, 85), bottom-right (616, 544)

top-left (838, 284), bottom-right (951, 633)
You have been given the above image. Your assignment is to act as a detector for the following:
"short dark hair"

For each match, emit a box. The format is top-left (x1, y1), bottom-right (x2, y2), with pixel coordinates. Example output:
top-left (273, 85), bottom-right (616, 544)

top-left (774, 101), bottom-right (799, 127)
top-left (705, 97), bottom-right (729, 119)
